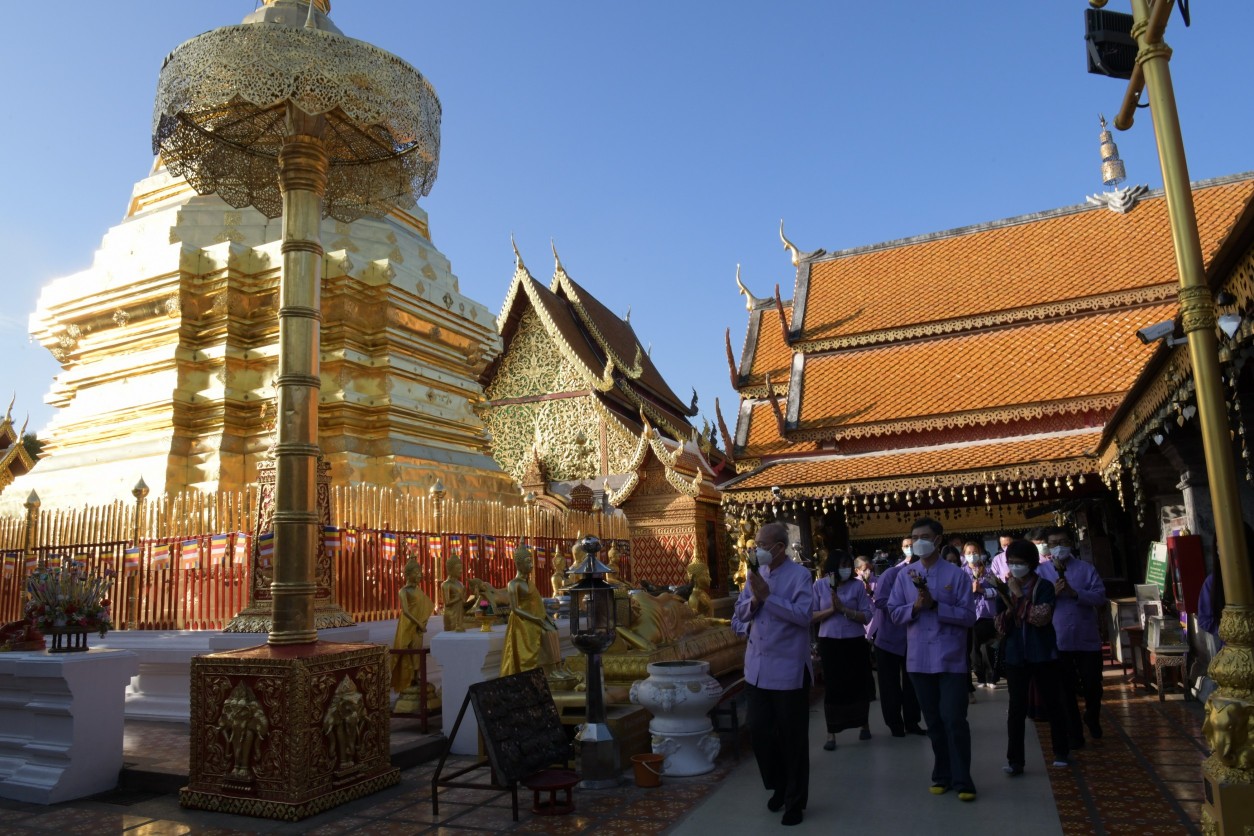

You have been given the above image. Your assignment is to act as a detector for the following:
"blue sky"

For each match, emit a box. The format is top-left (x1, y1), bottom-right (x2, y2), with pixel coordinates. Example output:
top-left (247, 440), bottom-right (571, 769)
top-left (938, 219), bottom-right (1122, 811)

top-left (2, 1), bottom-right (1251, 443)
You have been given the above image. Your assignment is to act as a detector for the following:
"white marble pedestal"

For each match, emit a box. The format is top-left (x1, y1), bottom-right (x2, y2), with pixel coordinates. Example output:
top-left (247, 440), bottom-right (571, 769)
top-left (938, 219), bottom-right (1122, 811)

top-left (430, 619), bottom-right (573, 755)
top-left (430, 625), bottom-right (507, 754)
top-left (0, 648), bottom-right (139, 803)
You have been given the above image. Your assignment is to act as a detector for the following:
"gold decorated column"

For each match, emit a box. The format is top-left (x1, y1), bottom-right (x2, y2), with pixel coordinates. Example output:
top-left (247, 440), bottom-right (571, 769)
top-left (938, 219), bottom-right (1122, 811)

top-left (270, 108), bottom-right (328, 646)
top-left (1101, 1), bottom-right (1254, 831)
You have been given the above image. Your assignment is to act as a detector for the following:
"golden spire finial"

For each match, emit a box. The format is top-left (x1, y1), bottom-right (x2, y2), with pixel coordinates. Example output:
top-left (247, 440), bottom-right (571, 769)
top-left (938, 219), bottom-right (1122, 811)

top-left (1098, 114), bottom-right (1127, 188)
top-left (551, 238), bottom-right (564, 274)
top-left (511, 235), bottom-right (526, 272)
top-left (264, 0), bottom-right (331, 12)
top-left (780, 220), bottom-right (800, 267)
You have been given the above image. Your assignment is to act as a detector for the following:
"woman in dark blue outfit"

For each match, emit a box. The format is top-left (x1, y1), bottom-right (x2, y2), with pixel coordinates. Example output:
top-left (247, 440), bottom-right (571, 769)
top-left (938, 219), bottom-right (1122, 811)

top-left (996, 539), bottom-right (1071, 775)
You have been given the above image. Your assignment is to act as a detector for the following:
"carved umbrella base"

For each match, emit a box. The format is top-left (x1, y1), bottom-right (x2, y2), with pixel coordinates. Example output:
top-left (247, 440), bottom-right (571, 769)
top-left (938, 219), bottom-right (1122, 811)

top-left (181, 642), bottom-right (399, 821)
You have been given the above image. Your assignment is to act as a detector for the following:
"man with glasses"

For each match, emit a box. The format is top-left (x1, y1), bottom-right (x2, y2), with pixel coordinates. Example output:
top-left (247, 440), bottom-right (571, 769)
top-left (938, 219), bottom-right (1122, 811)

top-left (889, 517), bottom-right (979, 802)
top-left (732, 521), bottom-right (814, 827)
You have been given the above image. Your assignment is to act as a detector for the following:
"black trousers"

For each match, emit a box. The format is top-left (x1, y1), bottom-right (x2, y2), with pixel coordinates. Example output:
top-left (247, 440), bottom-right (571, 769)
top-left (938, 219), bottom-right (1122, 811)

top-left (1005, 660), bottom-right (1069, 768)
top-left (1058, 649), bottom-right (1104, 741)
top-left (874, 645), bottom-right (920, 733)
top-left (746, 671), bottom-right (810, 814)
top-left (971, 618), bottom-right (1000, 685)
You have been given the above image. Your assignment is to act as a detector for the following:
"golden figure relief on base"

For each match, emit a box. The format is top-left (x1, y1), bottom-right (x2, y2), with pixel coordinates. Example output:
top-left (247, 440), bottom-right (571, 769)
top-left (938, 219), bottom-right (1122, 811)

top-left (324, 676), bottom-right (366, 774)
top-left (220, 681), bottom-right (268, 782)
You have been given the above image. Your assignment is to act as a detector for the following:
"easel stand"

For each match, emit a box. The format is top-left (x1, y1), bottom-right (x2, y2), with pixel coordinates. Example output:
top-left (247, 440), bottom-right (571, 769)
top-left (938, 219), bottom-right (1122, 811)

top-left (430, 669), bottom-right (578, 823)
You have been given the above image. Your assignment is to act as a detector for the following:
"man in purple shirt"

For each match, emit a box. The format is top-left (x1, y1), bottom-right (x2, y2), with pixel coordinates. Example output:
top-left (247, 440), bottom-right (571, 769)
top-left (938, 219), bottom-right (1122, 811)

top-left (1034, 525), bottom-right (1107, 748)
top-left (871, 537), bottom-right (924, 737)
top-left (889, 517), bottom-right (979, 801)
top-left (989, 533), bottom-right (1014, 581)
top-left (732, 521), bottom-right (814, 826)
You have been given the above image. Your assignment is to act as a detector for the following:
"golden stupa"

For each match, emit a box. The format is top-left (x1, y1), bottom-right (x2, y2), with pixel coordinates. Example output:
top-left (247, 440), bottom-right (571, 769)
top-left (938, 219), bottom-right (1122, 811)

top-left (7, 22), bottom-right (516, 509)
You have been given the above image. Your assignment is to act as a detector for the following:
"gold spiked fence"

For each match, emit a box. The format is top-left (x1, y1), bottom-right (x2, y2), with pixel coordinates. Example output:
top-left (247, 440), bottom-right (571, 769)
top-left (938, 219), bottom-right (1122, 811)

top-left (0, 486), bottom-right (628, 628)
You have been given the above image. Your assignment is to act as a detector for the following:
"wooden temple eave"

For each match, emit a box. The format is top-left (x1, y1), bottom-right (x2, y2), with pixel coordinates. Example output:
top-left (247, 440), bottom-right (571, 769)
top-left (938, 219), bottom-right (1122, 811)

top-left (720, 428), bottom-right (1103, 506)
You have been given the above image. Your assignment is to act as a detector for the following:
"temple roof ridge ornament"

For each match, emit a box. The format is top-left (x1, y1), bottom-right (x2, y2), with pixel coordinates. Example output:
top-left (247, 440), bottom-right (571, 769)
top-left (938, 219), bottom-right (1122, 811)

top-left (780, 220), bottom-right (825, 266)
top-left (735, 264), bottom-right (767, 310)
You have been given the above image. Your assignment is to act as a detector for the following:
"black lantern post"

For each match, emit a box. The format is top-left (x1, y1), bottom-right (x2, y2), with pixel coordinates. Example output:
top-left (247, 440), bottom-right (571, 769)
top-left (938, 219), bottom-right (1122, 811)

top-left (567, 535), bottom-right (619, 787)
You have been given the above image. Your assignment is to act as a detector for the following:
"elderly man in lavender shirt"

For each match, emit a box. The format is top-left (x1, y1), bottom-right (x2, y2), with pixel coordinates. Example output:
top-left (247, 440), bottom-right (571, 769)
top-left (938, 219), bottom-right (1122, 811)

top-left (890, 517), bottom-right (979, 801)
top-left (1034, 525), bottom-right (1108, 748)
top-left (732, 521), bottom-right (814, 827)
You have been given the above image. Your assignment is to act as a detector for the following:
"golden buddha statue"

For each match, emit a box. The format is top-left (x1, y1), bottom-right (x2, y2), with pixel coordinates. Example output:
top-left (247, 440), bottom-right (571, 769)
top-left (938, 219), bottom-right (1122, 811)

top-left (391, 558), bottom-right (436, 711)
top-left (550, 551), bottom-right (568, 596)
top-left (686, 555), bottom-right (714, 617)
top-left (441, 553), bottom-right (474, 632)
top-left (500, 544), bottom-right (561, 677)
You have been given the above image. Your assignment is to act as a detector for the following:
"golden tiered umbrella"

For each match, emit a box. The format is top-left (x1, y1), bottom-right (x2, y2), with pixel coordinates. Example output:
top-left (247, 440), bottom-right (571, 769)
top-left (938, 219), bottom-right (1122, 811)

top-left (153, 0), bottom-right (441, 644)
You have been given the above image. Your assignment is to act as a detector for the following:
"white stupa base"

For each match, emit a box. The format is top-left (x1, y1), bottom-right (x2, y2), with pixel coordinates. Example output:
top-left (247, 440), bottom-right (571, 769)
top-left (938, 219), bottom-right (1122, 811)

top-left (0, 648), bottom-right (139, 803)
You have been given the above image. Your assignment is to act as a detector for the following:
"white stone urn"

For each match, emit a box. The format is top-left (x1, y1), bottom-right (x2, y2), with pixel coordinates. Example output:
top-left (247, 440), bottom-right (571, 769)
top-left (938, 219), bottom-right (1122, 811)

top-left (630, 659), bottom-right (722, 776)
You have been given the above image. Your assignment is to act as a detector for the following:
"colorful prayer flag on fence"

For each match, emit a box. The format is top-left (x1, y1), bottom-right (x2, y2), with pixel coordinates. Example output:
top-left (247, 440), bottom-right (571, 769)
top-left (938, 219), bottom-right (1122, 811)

top-left (448, 535), bottom-right (462, 563)
top-left (233, 533), bottom-right (249, 565)
top-left (428, 535), bottom-right (443, 563)
top-left (25, 555), bottom-right (38, 573)
top-left (380, 532), bottom-right (398, 561)
top-left (44, 554), bottom-right (62, 570)
top-left (123, 548), bottom-right (141, 570)
top-left (534, 544), bottom-right (546, 567)
top-left (344, 528), bottom-right (357, 552)
top-left (2, 553), bottom-right (15, 576)
top-left (484, 535), bottom-right (496, 564)
top-left (323, 527), bottom-right (342, 554)
top-left (209, 534), bottom-right (229, 567)
top-left (257, 532), bottom-right (275, 569)
top-left (467, 536), bottom-right (479, 565)
top-left (181, 540), bottom-right (201, 570)
top-left (404, 536), bottom-right (421, 559)
top-left (150, 543), bottom-right (171, 568)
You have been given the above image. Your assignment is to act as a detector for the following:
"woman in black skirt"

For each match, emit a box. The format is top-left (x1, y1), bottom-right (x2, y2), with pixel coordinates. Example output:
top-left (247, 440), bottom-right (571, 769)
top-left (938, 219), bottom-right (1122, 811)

top-left (812, 550), bottom-right (874, 750)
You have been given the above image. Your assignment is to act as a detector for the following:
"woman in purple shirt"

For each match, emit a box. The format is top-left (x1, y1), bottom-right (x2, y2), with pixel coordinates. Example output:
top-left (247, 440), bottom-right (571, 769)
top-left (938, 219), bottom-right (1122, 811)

top-left (812, 551), bottom-right (874, 751)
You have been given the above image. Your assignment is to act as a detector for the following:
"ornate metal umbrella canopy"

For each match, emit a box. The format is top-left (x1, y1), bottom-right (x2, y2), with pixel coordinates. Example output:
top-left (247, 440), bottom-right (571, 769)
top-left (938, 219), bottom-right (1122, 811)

top-left (152, 0), bottom-right (441, 644)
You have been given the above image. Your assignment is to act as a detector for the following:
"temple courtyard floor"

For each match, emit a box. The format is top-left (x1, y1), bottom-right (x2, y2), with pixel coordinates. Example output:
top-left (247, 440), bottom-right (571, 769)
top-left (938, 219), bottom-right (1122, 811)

top-left (0, 665), bottom-right (1207, 835)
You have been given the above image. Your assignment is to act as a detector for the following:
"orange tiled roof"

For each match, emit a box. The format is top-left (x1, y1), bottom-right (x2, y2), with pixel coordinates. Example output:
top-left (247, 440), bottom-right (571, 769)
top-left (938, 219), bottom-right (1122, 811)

top-left (800, 178), bottom-right (1254, 342)
top-left (741, 303), bottom-right (793, 391)
top-left (728, 429), bottom-right (1102, 496)
top-left (739, 399), bottom-right (799, 458)
top-left (797, 303), bottom-right (1174, 433)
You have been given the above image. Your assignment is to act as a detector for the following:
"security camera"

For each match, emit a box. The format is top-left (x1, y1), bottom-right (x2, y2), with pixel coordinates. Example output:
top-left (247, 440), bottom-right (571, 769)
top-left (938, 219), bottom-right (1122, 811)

top-left (1136, 320), bottom-right (1176, 345)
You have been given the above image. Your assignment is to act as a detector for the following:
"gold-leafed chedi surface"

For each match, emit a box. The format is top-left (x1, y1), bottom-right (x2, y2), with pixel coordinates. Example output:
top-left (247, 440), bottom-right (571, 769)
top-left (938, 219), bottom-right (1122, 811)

top-left (6, 166), bottom-right (516, 510)
top-left (181, 641), bottom-right (399, 820)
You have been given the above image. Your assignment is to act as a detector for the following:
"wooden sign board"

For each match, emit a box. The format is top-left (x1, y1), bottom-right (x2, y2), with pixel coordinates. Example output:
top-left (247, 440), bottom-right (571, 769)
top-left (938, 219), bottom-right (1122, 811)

top-left (467, 668), bottom-right (572, 784)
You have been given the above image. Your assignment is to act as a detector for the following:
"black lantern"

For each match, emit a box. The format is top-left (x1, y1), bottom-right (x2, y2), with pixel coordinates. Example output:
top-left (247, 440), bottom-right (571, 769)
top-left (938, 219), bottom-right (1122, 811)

top-left (568, 536), bottom-right (617, 653)
top-left (566, 534), bottom-right (619, 787)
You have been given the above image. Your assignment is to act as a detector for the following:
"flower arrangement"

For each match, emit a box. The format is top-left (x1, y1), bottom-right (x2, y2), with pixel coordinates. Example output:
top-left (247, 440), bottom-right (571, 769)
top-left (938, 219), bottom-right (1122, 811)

top-left (24, 563), bottom-right (114, 637)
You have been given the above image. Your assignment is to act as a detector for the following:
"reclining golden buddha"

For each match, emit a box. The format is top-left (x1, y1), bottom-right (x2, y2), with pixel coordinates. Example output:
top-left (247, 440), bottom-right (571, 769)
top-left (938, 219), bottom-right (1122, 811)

top-left (566, 545), bottom-right (743, 688)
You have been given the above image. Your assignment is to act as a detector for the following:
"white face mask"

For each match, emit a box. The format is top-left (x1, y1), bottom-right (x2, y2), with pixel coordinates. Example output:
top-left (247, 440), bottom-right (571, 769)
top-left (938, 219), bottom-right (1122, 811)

top-left (1051, 545), bottom-right (1072, 560)
top-left (1009, 564), bottom-right (1031, 579)
top-left (1035, 543), bottom-right (1050, 558)
top-left (838, 568), bottom-right (852, 581)
top-left (754, 547), bottom-right (772, 565)
top-left (964, 554), bottom-right (978, 564)
top-left (902, 545), bottom-right (913, 559)
top-left (912, 538), bottom-right (936, 559)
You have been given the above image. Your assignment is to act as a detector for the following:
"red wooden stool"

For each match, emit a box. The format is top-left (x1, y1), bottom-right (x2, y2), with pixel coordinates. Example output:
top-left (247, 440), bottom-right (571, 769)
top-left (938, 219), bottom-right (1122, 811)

top-left (520, 768), bottom-right (579, 816)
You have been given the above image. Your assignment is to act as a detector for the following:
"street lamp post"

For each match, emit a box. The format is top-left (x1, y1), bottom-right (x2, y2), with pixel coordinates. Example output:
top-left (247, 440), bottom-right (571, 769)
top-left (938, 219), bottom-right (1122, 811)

top-left (1090, 1), bottom-right (1254, 831)
top-left (566, 535), bottom-right (620, 788)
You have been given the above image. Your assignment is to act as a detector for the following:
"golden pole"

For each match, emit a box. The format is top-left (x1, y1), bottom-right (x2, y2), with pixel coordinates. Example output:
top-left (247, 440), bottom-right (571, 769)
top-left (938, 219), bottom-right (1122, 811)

top-left (268, 104), bottom-right (328, 646)
top-left (1103, 1), bottom-right (1254, 830)
top-left (22, 490), bottom-right (39, 568)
